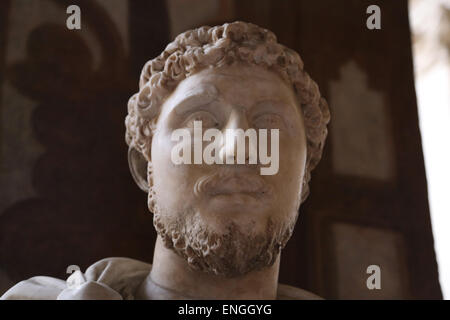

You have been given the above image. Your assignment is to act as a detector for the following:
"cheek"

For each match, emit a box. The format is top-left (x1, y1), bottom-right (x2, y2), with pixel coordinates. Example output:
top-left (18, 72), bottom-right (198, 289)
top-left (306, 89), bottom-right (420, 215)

top-left (269, 136), bottom-right (306, 211)
top-left (151, 131), bottom-right (188, 211)
top-left (150, 130), bottom-right (205, 214)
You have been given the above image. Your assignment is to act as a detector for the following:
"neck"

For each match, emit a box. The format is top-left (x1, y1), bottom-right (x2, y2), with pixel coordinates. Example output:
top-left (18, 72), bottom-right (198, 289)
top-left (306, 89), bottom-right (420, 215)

top-left (137, 236), bottom-right (280, 300)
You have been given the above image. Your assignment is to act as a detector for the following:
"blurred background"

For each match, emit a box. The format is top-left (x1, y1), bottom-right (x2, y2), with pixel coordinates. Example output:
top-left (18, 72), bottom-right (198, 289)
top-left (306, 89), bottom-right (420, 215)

top-left (0, 0), bottom-right (447, 299)
top-left (409, 0), bottom-right (450, 299)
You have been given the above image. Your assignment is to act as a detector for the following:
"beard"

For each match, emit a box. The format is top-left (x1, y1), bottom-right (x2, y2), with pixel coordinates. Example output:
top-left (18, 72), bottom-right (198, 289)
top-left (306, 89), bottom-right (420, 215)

top-left (148, 164), bottom-right (300, 277)
top-left (152, 204), bottom-right (297, 277)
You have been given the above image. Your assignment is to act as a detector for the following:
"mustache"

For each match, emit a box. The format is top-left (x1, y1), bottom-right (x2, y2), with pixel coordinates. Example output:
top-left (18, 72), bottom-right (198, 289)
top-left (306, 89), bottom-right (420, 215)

top-left (194, 167), bottom-right (272, 197)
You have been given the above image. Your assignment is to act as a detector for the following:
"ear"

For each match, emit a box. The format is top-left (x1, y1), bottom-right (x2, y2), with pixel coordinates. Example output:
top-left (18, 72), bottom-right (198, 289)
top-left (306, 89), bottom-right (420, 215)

top-left (128, 146), bottom-right (149, 192)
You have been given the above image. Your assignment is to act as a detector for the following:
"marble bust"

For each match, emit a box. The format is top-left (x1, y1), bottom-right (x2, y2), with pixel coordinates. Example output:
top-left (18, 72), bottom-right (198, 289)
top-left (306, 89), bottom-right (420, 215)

top-left (1, 21), bottom-right (330, 300)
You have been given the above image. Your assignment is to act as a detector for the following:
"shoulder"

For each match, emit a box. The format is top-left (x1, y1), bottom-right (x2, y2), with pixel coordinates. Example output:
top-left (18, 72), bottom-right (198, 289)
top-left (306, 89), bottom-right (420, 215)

top-left (1, 276), bottom-right (66, 300)
top-left (82, 257), bottom-right (151, 299)
top-left (277, 283), bottom-right (323, 300)
top-left (1, 257), bottom-right (152, 300)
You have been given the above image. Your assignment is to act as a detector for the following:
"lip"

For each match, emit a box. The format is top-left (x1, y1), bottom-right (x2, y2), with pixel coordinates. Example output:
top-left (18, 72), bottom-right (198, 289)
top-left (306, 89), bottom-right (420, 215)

top-left (209, 193), bottom-right (263, 204)
top-left (209, 190), bottom-right (265, 198)
top-left (206, 175), bottom-right (272, 199)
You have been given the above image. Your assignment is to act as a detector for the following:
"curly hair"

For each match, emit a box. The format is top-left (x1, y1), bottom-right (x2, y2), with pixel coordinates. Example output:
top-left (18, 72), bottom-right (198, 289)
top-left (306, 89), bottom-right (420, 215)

top-left (125, 21), bottom-right (330, 203)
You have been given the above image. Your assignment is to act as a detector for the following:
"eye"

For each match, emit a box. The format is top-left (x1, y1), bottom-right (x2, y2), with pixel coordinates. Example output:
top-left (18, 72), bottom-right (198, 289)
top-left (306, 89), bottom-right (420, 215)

top-left (183, 111), bottom-right (219, 129)
top-left (252, 113), bottom-right (284, 129)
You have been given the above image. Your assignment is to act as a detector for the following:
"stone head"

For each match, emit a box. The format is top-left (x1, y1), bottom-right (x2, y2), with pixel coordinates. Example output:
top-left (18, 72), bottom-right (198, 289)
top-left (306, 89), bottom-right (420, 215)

top-left (125, 21), bottom-right (330, 277)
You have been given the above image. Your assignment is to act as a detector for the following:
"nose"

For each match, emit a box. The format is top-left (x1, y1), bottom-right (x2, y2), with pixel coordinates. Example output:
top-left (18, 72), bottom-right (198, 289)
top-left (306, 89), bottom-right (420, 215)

top-left (219, 108), bottom-right (257, 164)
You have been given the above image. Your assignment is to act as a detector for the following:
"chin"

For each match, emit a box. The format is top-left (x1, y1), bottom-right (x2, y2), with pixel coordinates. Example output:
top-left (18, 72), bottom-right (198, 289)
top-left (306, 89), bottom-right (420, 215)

top-left (196, 206), bottom-right (278, 234)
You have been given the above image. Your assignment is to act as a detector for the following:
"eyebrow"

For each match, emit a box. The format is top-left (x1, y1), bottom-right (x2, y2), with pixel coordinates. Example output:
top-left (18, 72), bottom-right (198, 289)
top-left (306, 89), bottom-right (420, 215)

top-left (172, 84), bottom-right (219, 115)
top-left (251, 99), bottom-right (294, 114)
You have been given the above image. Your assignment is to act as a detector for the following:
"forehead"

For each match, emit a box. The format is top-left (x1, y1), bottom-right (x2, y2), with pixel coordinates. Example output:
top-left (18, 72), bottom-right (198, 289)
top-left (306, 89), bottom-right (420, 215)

top-left (159, 63), bottom-right (299, 117)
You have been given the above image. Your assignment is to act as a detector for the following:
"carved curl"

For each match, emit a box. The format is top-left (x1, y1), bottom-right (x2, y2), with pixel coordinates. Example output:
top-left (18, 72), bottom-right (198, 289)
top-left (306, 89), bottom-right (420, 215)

top-left (125, 21), bottom-right (330, 203)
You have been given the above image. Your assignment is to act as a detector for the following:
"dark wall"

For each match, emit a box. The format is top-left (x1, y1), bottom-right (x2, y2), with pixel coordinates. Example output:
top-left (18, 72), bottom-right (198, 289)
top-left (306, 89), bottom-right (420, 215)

top-left (0, 0), bottom-right (169, 294)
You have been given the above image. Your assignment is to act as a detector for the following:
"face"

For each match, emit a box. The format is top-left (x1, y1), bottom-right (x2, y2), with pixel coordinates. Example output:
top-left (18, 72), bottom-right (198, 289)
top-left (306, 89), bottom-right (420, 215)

top-left (150, 63), bottom-right (307, 276)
